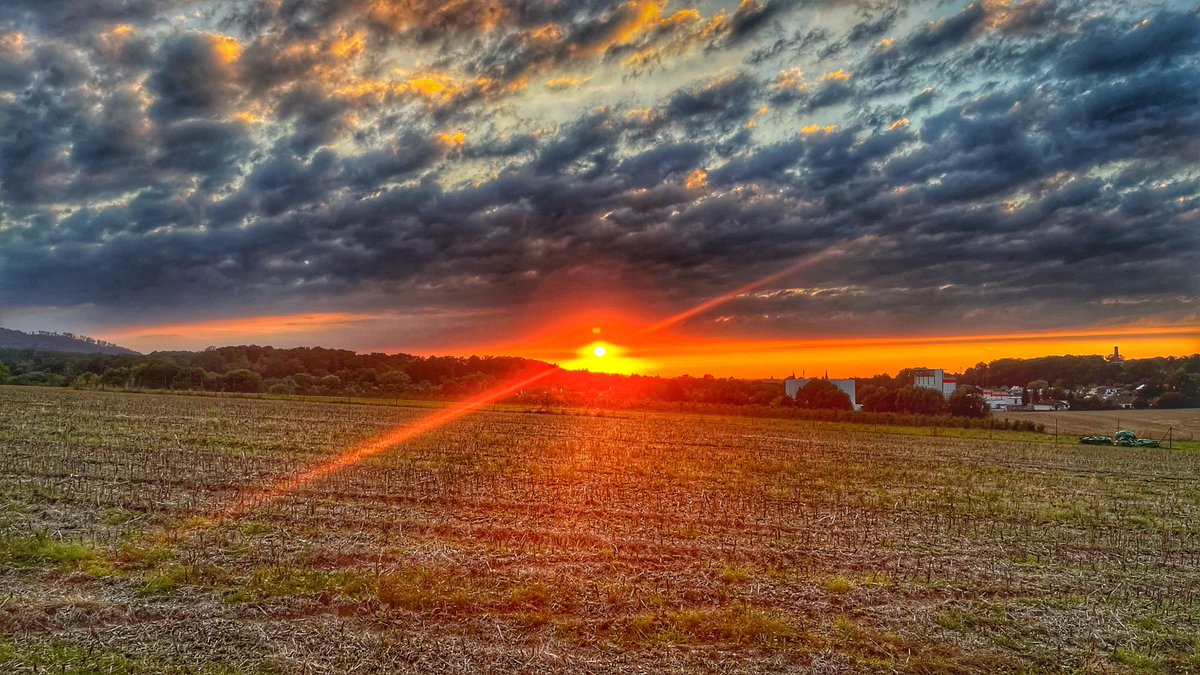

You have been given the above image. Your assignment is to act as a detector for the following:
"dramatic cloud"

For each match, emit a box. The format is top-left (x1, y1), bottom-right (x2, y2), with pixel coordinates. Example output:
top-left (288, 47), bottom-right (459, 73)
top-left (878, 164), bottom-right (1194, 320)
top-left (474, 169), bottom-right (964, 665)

top-left (0, 0), bottom-right (1196, 351)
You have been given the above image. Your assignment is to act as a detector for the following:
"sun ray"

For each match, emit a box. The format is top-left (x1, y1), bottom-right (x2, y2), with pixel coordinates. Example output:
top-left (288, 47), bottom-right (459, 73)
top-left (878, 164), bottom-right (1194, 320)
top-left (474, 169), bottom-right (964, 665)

top-left (219, 366), bottom-right (556, 519)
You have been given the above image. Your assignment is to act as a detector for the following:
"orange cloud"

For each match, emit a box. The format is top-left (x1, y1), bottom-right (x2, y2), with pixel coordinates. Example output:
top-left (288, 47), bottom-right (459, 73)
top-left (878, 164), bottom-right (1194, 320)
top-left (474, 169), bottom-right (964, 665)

top-left (212, 35), bottom-right (243, 64)
top-left (544, 76), bottom-right (591, 90)
top-left (775, 67), bottom-right (805, 91)
top-left (334, 71), bottom-right (525, 106)
top-left (329, 31), bottom-right (365, 59)
top-left (437, 129), bottom-right (467, 149)
top-left (367, 0), bottom-right (513, 36)
top-left (801, 123), bottom-right (837, 135)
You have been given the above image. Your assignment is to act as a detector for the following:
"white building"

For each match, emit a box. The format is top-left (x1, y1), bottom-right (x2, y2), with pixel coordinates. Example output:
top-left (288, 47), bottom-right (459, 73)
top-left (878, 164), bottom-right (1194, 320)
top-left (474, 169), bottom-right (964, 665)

top-left (912, 368), bottom-right (957, 397)
top-left (784, 376), bottom-right (860, 411)
top-left (980, 389), bottom-right (1021, 410)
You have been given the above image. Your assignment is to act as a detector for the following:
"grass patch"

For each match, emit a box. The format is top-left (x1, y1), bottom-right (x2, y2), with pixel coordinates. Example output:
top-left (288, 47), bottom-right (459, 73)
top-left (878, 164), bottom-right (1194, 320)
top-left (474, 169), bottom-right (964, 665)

top-left (823, 575), bottom-right (855, 595)
top-left (139, 564), bottom-right (232, 596)
top-left (0, 638), bottom-right (147, 673)
top-left (377, 566), bottom-right (492, 613)
top-left (100, 507), bottom-right (140, 526)
top-left (624, 604), bottom-right (800, 647)
top-left (934, 603), bottom-right (1011, 632)
top-left (226, 565), bottom-right (374, 602)
top-left (719, 564), bottom-right (753, 584)
top-left (0, 531), bottom-right (99, 571)
top-left (1113, 646), bottom-right (1163, 670)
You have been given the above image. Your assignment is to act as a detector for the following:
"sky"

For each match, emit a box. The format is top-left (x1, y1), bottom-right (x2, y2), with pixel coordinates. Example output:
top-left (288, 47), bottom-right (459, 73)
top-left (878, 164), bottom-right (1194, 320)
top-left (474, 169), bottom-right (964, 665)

top-left (0, 0), bottom-right (1197, 377)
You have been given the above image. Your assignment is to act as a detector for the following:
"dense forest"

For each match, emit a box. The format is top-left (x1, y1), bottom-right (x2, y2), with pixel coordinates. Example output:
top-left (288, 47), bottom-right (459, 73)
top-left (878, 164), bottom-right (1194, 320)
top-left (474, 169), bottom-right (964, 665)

top-left (0, 346), bottom-right (1195, 411)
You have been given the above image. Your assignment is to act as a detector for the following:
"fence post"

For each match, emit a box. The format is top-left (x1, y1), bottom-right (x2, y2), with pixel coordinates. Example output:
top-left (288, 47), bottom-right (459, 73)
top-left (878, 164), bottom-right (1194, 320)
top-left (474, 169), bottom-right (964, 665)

top-left (1169, 427), bottom-right (1173, 449)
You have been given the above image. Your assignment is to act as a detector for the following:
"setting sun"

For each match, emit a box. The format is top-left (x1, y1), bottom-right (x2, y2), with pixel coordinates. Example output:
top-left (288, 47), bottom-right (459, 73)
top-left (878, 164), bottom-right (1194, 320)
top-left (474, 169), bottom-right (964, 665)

top-left (558, 341), bottom-right (650, 375)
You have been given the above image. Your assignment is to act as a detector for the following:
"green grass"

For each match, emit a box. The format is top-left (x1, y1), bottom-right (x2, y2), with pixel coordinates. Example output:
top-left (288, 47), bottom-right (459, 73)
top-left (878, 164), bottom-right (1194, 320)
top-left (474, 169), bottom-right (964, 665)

top-left (823, 575), bottom-right (855, 595)
top-left (376, 566), bottom-right (492, 613)
top-left (225, 565), bottom-right (375, 602)
top-left (0, 531), bottom-right (99, 571)
top-left (138, 564), bottom-right (233, 596)
top-left (0, 638), bottom-right (149, 673)
top-left (624, 604), bottom-right (800, 647)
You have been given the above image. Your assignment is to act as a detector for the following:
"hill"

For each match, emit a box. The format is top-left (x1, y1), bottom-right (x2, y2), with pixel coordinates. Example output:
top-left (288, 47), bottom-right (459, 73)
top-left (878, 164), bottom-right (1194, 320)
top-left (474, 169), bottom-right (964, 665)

top-left (0, 327), bottom-right (138, 355)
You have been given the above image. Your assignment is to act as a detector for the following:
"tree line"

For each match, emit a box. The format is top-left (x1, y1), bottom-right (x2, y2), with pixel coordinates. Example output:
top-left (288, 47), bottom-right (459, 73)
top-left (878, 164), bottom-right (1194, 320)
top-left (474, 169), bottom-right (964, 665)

top-left (1, 346), bottom-right (1194, 413)
top-left (958, 354), bottom-right (1200, 409)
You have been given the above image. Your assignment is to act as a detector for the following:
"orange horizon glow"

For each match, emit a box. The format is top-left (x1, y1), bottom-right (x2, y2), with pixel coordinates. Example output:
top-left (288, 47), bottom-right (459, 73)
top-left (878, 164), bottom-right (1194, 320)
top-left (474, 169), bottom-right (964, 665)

top-left (103, 312), bottom-right (378, 340)
top-left (617, 326), bottom-right (1200, 378)
top-left (488, 323), bottom-right (1198, 378)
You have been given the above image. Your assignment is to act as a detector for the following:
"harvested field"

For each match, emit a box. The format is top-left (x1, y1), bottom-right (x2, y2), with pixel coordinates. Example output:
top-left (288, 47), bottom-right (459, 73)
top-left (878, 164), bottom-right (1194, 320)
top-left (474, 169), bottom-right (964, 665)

top-left (1, 385), bottom-right (1199, 673)
top-left (1001, 409), bottom-right (1200, 442)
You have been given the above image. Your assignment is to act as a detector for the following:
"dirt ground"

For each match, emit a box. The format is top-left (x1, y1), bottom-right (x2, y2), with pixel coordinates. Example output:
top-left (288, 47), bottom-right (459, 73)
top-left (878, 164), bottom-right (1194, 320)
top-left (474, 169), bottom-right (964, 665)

top-left (2, 386), bottom-right (1199, 673)
top-left (1000, 408), bottom-right (1200, 442)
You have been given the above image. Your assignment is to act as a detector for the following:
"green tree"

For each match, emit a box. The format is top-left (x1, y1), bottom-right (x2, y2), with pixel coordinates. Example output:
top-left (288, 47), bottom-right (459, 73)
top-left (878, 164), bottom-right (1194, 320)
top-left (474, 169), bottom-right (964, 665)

top-left (132, 359), bottom-right (182, 389)
top-left (1168, 371), bottom-right (1200, 406)
top-left (173, 367), bottom-right (209, 391)
top-left (0, 361), bottom-right (9, 385)
top-left (378, 370), bottom-right (412, 403)
top-left (268, 377), bottom-right (297, 395)
top-left (948, 386), bottom-right (989, 418)
top-left (1153, 391), bottom-right (1188, 409)
top-left (100, 367), bottom-right (131, 388)
top-left (894, 386), bottom-right (947, 415)
top-left (221, 369), bottom-right (262, 393)
top-left (795, 380), bottom-right (853, 410)
top-left (71, 373), bottom-right (102, 389)
top-left (861, 388), bottom-right (898, 413)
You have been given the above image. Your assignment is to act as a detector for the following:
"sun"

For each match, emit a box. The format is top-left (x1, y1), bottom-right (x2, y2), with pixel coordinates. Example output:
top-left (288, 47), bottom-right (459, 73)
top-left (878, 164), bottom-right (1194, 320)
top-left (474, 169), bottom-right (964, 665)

top-left (560, 340), bottom-right (651, 374)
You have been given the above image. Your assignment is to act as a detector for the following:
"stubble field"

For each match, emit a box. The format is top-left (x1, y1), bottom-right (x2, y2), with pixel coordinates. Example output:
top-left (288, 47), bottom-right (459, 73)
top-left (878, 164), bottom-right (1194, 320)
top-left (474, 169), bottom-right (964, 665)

top-left (1, 386), bottom-right (1198, 673)
top-left (1000, 409), bottom-right (1200, 442)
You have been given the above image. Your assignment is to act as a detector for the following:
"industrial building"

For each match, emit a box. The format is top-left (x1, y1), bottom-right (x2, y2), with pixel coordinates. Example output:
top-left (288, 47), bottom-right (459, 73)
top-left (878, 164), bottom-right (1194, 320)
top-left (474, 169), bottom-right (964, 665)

top-left (912, 368), bottom-right (957, 397)
top-left (785, 375), bottom-right (861, 411)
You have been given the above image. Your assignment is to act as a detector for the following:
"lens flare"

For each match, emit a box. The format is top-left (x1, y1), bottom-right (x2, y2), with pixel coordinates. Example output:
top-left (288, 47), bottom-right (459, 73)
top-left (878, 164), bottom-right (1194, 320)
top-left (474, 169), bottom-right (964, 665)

top-left (217, 244), bottom-right (866, 520)
top-left (219, 366), bottom-right (555, 519)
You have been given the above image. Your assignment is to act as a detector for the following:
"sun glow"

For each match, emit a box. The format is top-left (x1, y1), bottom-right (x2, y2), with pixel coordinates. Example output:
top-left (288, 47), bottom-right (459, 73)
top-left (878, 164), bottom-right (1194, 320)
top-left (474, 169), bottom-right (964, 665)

top-left (558, 340), bottom-right (650, 375)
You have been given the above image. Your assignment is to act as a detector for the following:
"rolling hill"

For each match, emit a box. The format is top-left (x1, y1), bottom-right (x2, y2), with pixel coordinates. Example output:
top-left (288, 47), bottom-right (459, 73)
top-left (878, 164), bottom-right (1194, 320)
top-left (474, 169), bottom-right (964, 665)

top-left (0, 327), bottom-right (138, 355)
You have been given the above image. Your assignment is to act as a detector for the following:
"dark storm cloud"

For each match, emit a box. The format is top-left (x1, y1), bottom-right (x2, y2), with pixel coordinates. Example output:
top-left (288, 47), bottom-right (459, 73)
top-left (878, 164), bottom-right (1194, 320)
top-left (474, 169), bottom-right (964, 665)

top-left (157, 120), bottom-right (252, 185)
top-left (0, 0), bottom-right (185, 35)
top-left (746, 27), bottom-right (828, 65)
top-left (666, 74), bottom-right (757, 124)
top-left (0, 0), bottom-right (1196, 337)
top-left (70, 87), bottom-right (152, 173)
top-left (148, 33), bottom-right (243, 123)
top-left (1058, 10), bottom-right (1200, 76)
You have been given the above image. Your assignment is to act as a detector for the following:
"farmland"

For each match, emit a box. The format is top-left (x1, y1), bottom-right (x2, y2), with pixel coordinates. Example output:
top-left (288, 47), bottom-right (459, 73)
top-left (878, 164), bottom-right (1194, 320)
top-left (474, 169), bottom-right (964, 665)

top-left (2, 386), bottom-right (1199, 673)
top-left (1000, 409), bottom-right (1200, 442)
